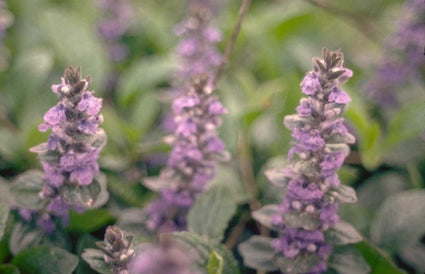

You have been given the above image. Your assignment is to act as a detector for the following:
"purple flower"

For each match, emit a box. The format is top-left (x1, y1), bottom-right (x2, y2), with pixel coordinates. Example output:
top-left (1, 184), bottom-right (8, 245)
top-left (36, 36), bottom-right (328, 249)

top-left (27, 67), bottom-right (106, 233)
top-left (129, 239), bottom-right (195, 274)
top-left (267, 49), bottom-right (356, 273)
top-left (144, 76), bottom-right (228, 233)
top-left (301, 72), bottom-right (321, 96)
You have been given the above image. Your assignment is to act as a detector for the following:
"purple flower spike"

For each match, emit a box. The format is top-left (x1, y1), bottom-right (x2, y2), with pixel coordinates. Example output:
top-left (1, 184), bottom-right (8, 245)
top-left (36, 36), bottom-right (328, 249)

top-left (268, 49), bottom-right (357, 273)
top-left (365, 0), bottom-right (425, 106)
top-left (25, 67), bottom-right (106, 233)
top-left (144, 75), bottom-right (228, 233)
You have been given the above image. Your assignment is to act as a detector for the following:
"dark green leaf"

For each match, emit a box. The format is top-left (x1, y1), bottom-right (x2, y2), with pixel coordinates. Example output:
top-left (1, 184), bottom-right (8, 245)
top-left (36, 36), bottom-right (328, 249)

top-left (67, 209), bottom-right (115, 233)
top-left (325, 221), bottom-right (362, 245)
top-left (188, 185), bottom-right (238, 241)
top-left (81, 248), bottom-right (112, 274)
top-left (274, 252), bottom-right (320, 274)
top-left (12, 245), bottom-right (78, 274)
top-left (10, 170), bottom-right (45, 210)
top-left (0, 264), bottom-right (20, 274)
top-left (238, 236), bottom-right (278, 271)
top-left (328, 245), bottom-right (370, 274)
top-left (356, 241), bottom-right (406, 274)
top-left (167, 232), bottom-right (240, 274)
top-left (207, 251), bottom-right (224, 274)
top-left (252, 205), bottom-right (281, 231)
top-left (76, 234), bottom-right (100, 274)
top-left (370, 190), bottom-right (425, 251)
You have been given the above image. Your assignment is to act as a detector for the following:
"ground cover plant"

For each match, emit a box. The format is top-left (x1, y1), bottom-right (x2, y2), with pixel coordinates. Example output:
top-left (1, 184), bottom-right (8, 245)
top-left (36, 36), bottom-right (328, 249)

top-left (0, 0), bottom-right (424, 273)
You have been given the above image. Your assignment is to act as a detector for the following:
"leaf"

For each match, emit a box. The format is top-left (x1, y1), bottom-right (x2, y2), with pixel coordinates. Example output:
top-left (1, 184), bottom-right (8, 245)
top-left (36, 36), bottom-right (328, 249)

top-left (264, 168), bottom-right (289, 188)
top-left (67, 209), bottom-right (115, 233)
top-left (325, 221), bottom-right (362, 245)
top-left (10, 170), bottom-right (45, 210)
top-left (38, 8), bottom-right (109, 90)
top-left (61, 173), bottom-right (109, 209)
top-left (167, 232), bottom-right (240, 274)
top-left (356, 241), bottom-right (406, 274)
top-left (208, 164), bottom-right (249, 204)
top-left (75, 234), bottom-right (100, 274)
top-left (0, 203), bottom-right (9, 241)
top-left (238, 236), bottom-right (278, 271)
top-left (129, 92), bottom-right (161, 142)
top-left (274, 252), bottom-right (320, 274)
top-left (283, 212), bottom-right (320, 230)
top-left (290, 160), bottom-right (319, 176)
top-left (328, 184), bottom-right (357, 204)
top-left (207, 251), bottom-right (224, 274)
top-left (328, 245), bottom-right (370, 274)
top-left (188, 185), bottom-right (238, 241)
top-left (370, 190), bottom-right (425, 251)
top-left (252, 205), bottom-right (281, 231)
top-left (9, 222), bottom-right (71, 256)
top-left (81, 248), bottom-right (112, 274)
top-left (12, 245), bottom-right (78, 274)
top-left (116, 55), bottom-right (174, 107)
top-left (0, 264), bottom-right (20, 274)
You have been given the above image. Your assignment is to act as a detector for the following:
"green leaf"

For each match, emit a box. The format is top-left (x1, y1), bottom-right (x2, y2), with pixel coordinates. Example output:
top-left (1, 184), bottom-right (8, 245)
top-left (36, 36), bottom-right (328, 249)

top-left (283, 212), bottom-right (320, 230)
top-left (0, 264), bottom-right (20, 274)
top-left (9, 222), bottom-right (71, 256)
top-left (116, 55), bottom-right (174, 107)
top-left (75, 234), bottom-right (100, 274)
top-left (12, 245), bottom-right (78, 274)
top-left (167, 232), bottom-right (240, 274)
top-left (207, 251), bottom-right (224, 274)
top-left (328, 245), bottom-right (370, 274)
top-left (325, 221), bottom-right (362, 245)
top-left (238, 236), bottom-right (278, 271)
top-left (290, 160), bottom-right (319, 176)
top-left (67, 209), bottom-right (115, 233)
top-left (129, 92), bottom-right (161, 142)
top-left (264, 168), bottom-right (289, 188)
top-left (252, 205), bottom-right (281, 231)
top-left (10, 170), bottom-right (45, 210)
top-left (328, 184), bottom-right (358, 204)
top-left (38, 8), bottom-right (109, 90)
top-left (0, 203), bottom-right (9, 241)
top-left (356, 241), bottom-right (406, 274)
top-left (274, 252), bottom-right (320, 274)
top-left (81, 248), bottom-right (112, 274)
top-left (188, 185), bottom-right (238, 241)
top-left (61, 173), bottom-right (109, 209)
top-left (370, 190), bottom-right (425, 251)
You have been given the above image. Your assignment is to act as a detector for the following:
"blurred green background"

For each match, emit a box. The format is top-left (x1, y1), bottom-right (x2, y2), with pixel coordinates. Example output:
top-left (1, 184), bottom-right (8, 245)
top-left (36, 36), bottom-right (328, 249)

top-left (0, 0), bottom-right (424, 272)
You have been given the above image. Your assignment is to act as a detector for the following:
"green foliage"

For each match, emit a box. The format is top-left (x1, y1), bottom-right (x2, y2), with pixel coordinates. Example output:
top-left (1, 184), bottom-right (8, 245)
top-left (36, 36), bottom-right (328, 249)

top-left (207, 251), bottom-right (224, 274)
top-left (0, 203), bottom-right (9, 241)
top-left (10, 170), bottom-right (45, 210)
top-left (325, 221), bottom-right (363, 246)
top-left (328, 245), bottom-right (370, 274)
top-left (370, 190), bottom-right (425, 251)
top-left (167, 232), bottom-right (240, 274)
top-left (67, 209), bottom-right (115, 233)
top-left (238, 236), bottom-right (277, 271)
top-left (356, 241), bottom-right (406, 274)
top-left (12, 245), bottom-right (78, 274)
top-left (188, 184), bottom-right (238, 241)
top-left (81, 248), bottom-right (112, 274)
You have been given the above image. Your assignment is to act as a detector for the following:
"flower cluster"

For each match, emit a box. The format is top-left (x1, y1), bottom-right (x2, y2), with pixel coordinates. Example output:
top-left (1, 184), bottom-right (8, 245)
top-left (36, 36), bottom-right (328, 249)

top-left (24, 67), bottom-right (106, 233)
top-left (144, 75), bottom-right (229, 233)
top-left (270, 49), bottom-right (355, 273)
top-left (96, 0), bottom-right (133, 62)
top-left (129, 238), bottom-right (195, 274)
top-left (96, 226), bottom-right (135, 273)
top-left (365, 0), bottom-right (424, 106)
top-left (172, 0), bottom-right (222, 90)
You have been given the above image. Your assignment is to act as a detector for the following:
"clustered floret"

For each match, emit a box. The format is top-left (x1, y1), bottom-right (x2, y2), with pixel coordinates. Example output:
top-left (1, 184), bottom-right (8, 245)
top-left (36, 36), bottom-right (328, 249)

top-left (270, 49), bottom-right (355, 273)
top-left (20, 67), bottom-right (106, 233)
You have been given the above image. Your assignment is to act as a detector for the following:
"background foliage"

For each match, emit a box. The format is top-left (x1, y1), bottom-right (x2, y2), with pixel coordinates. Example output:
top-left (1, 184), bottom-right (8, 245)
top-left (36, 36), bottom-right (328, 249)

top-left (0, 0), bottom-right (424, 273)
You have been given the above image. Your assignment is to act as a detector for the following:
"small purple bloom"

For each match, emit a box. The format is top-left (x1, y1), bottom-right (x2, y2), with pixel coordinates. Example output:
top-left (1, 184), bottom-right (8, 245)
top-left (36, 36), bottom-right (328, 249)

top-left (301, 72), bottom-right (321, 96)
top-left (173, 96), bottom-right (200, 113)
top-left (78, 92), bottom-right (102, 115)
top-left (43, 103), bottom-right (66, 126)
top-left (328, 87), bottom-right (351, 104)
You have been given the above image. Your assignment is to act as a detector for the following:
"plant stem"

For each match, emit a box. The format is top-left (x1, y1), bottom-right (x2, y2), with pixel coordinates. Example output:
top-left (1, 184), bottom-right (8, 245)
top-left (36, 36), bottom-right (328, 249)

top-left (212, 0), bottom-right (251, 88)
